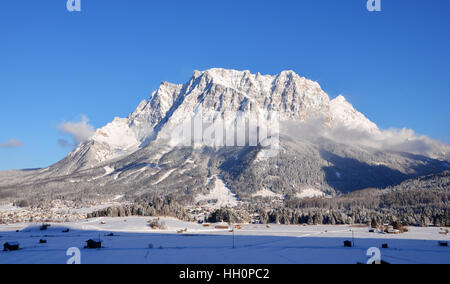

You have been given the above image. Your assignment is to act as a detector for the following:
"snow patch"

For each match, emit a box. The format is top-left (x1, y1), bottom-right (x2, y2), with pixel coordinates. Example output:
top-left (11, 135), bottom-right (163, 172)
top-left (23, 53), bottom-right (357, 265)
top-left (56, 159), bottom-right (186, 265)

top-left (195, 175), bottom-right (239, 209)
top-left (152, 169), bottom-right (177, 185)
top-left (295, 188), bottom-right (326, 199)
top-left (252, 188), bottom-right (283, 199)
top-left (371, 161), bottom-right (389, 167)
top-left (103, 166), bottom-right (114, 176)
top-left (112, 195), bottom-right (124, 201)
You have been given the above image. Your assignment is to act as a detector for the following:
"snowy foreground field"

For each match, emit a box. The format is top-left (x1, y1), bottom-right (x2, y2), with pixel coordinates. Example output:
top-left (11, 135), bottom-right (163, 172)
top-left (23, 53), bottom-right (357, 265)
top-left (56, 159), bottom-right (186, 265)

top-left (0, 217), bottom-right (449, 264)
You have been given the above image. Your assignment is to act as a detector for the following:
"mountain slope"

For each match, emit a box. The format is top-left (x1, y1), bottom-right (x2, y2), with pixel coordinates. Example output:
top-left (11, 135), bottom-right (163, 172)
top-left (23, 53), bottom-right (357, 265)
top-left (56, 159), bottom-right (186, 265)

top-left (0, 68), bottom-right (449, 207)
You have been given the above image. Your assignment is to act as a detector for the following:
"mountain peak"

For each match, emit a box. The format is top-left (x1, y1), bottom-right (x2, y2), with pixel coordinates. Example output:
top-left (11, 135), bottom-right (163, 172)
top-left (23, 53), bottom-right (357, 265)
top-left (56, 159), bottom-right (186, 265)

top-left (192, 68), bottom-right (260, 86)
top-left (333, 94), bottom-right (347, 103)
top-left (330, 95), bottom-right (379, 133)
top-left (192, 68), bottom-right (305, 85)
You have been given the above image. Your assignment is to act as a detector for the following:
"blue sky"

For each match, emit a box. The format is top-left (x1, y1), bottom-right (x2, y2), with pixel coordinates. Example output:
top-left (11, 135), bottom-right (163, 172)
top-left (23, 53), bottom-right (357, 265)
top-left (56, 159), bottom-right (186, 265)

top-left (0, 0), bottom-right (449, 170)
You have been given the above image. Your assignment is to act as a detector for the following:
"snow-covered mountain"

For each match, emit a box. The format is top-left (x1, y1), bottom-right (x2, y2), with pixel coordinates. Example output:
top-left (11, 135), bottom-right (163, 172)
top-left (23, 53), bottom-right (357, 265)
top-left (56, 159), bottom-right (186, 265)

top-left (1, 68), bottom-right (449, 206)
top-left (55, 69), bottom-right (387, 172)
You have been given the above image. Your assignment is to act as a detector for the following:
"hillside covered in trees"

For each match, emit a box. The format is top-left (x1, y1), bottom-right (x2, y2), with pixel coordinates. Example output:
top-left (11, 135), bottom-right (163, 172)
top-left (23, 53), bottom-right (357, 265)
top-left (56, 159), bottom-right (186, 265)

top-left (89, 171), bottom-right (450, 227)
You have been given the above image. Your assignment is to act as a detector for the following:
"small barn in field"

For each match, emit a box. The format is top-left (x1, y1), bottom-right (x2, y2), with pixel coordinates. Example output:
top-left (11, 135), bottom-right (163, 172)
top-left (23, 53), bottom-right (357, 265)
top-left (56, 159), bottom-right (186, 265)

top-left (215, 222), bottom-right (229, 229)
top-left (40, 224), bottom-right (50, 231)
top-left (85, 239), bottom-right (102, 249)
top-left (343, 240), bottom-right (353, 248)
top-left (3, 242), bottom-right (20, 251)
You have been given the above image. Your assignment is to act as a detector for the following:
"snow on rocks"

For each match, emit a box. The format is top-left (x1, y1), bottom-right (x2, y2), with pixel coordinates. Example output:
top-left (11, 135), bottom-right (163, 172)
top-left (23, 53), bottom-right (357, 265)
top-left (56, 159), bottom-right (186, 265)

top-left (152, 169), bottom-right (177, 185)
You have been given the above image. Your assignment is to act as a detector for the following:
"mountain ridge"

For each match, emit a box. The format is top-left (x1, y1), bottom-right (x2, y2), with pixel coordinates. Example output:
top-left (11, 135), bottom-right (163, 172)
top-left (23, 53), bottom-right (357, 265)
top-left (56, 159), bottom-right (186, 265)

top-left (0, 68), bottom-right (449, 208)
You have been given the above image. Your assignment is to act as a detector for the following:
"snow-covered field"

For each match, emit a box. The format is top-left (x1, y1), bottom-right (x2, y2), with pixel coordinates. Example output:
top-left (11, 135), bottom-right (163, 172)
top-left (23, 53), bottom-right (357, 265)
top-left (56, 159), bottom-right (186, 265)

top-left (0, 217), bottom-right (449, 264)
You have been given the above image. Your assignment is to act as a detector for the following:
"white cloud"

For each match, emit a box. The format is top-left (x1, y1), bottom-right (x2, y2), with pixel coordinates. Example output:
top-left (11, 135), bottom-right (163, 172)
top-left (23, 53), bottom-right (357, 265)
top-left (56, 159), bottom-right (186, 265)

top-left (281, 119), bottom-right (450, 161)
top-left (331, 125), bottom-right (450, 161)
top-left (0, 139), bottom-right (24, 149)
top-left (58, 115), bottom-right (96, 146)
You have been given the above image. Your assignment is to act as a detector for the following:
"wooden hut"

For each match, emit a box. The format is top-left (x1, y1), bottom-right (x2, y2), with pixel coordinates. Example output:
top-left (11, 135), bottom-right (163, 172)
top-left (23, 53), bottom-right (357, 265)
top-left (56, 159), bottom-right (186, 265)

top-left (85, 239), bottom-right (102, 249)
top-left (40, 224), bottom-right (50, 231)
top-left (3, 242), bottom-right (20, 251)
top-left (215, 223), bottom-right (230, 229)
